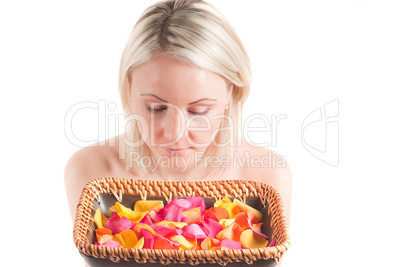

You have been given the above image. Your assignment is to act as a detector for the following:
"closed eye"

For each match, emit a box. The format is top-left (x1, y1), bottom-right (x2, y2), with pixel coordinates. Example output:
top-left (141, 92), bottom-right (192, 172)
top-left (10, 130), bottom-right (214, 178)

top-left (190, 110), bottom-right (209, 116)
top-left (147, 106), bottom-right (166, 113)
top-left (147, 106), bottom-right (209, 116)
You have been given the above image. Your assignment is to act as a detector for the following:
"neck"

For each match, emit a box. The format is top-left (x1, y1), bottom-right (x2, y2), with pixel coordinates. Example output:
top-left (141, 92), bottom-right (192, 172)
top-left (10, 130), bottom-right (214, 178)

top-left (150, 155), bottom-right (206, 181)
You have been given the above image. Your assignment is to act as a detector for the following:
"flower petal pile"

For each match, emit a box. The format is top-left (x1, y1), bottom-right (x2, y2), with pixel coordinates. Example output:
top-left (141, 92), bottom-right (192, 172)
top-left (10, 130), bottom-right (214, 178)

top-left (93, 196), bottom-right (276, 250)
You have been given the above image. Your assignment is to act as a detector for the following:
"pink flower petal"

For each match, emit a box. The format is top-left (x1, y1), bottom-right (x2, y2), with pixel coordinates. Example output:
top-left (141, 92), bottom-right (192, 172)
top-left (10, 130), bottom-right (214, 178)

top-left (174, 198), bottom-right (192, 209)
top-left (105, 215), bottom-right (134, 235)
top-left (221, 239), bottom-right (242, 249)
top-left (97, 241), bottom-right (121, 247)
top-left (201, 218), bottom-right (223, 237)
top-left (158, 197), bottom-right (188, 222)
top-left (268, 239), bottom-right (276, 247)
top-left (182, 223), bottom-right (207, 239)
top-left (139, 228), bottom-right (154, 249)
top-left (186, 196), bottom-right (206, 214)
top-left (158, 197), bottom-right (196, 222)
top-left (149, 209), bottom-right (163, 223)
top-left (247, 219), bottom-right (268, 238)
top-left (139, 214), bottom-right (154, 227)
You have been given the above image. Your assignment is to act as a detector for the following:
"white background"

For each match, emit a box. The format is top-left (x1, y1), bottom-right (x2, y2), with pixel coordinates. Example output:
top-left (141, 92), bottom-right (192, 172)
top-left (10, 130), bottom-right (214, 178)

top-left (1, 0), bottom-right (401, 266)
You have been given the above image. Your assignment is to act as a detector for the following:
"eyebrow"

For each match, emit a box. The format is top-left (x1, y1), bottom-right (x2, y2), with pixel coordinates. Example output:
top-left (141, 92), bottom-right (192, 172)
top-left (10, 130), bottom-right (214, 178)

top-left (140, 93), bottom-right (217, 105)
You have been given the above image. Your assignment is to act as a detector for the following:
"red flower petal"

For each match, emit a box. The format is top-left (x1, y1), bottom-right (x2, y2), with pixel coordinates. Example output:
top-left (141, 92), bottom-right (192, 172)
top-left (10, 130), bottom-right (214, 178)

top-left (139, 228), bottom-right (154, 249)
top-left (154, 225), bottom-right (182, 237)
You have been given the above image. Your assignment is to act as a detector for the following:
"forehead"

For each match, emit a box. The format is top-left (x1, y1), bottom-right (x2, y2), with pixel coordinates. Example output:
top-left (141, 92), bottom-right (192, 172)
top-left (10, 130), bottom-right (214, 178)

top-left (130, 54), bottom-right (228, 103)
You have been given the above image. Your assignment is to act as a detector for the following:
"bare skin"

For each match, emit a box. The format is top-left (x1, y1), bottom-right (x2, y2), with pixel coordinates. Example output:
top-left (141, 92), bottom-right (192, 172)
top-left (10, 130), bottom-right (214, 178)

top-left (64, 54), bottom-right (292, 266)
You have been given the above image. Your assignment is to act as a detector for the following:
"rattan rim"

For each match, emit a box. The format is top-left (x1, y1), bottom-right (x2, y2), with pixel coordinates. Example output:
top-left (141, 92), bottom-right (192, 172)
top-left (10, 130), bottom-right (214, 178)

top-left (73, 177), bottom-right (290, 265)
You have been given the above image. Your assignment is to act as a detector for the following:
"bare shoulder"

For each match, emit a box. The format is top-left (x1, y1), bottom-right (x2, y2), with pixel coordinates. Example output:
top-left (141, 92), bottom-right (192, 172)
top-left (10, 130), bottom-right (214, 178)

top-left (64, 136), bottom-right (123, 221)
top-left (237, 139), bottom-right (293, 223)
top-left (237, 139), bottom-right (291, 178)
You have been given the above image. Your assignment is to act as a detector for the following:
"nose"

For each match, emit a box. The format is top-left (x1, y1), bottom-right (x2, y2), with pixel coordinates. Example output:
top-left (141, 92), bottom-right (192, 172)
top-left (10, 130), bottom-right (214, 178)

top-left (162, 108), bottom-right (186, 142)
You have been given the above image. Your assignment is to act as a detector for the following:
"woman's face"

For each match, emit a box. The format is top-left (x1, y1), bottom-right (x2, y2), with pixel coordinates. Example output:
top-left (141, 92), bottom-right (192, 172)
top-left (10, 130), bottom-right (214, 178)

top-left (130, 54), bottom-right (232, 159)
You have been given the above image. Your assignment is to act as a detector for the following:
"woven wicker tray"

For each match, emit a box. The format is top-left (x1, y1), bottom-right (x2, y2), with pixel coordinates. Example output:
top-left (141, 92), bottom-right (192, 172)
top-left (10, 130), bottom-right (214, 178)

top-left (73, 178), bottom-right (290, 266)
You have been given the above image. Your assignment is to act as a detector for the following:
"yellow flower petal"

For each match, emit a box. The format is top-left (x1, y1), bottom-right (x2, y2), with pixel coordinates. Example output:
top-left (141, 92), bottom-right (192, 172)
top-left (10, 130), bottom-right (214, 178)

top-left (94, 208), bottom-right (106, 229)
top-left (155, 221), bottom-right (188, 228)
top-left (106, 206), bottom-right (117, 217)
top-left (115, 202), bottom-right (147, 223)
top-left (240, 229), bottom-right (268, 248)
top-left (169, 235), bottom-right (197, 250)
top-left (134, 200), bottom-right (164, 213)
top-left (214, 196), bottom-right (231, 208)
top-left (134, 237), bottom-right (145, 249)
top-left (219, 218), bottom-right (235, 229)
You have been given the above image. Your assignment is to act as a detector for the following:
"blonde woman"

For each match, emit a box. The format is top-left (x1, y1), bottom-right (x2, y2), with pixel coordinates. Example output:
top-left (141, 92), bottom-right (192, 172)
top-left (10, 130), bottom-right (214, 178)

top-left (65, 0), bottom-right (292, 264)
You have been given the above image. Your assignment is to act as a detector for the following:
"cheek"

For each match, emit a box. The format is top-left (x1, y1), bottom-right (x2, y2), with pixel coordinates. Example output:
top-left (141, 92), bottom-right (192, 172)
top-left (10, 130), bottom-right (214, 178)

top-left (187, 115), bottom-right (223, 144)
top-left (130, 105), bottom-right (153, 140)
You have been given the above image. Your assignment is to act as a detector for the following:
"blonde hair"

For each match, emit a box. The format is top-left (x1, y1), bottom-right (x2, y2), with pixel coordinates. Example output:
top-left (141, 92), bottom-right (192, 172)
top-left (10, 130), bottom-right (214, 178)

top-left (119, 0), bottom-right (251, 177)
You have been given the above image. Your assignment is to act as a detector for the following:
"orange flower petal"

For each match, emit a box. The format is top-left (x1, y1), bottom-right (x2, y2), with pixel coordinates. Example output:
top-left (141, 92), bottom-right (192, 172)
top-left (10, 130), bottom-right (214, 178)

top-left (113, 234), bottom-right (126, 247)
top-left (153, 236), bottom-right (180, 250)
top-left (96, 228), bottom-right (112, 237)
top-left (234, 212), bottom-right (249, 229)
top-left (201, 237), bottom-right (212, 250)
top-left (119, 230), bottom-right (139, 248)
top-left (233, 199), bottom-right (263, 221)
top-left (220, 203), bottom-right (240, 219)
top-left (182, 207), bottom-right (202, 224)
top-left (232, 222), bottom-right (244, 242)
top-left (204, 207), bottom-right (230, 222)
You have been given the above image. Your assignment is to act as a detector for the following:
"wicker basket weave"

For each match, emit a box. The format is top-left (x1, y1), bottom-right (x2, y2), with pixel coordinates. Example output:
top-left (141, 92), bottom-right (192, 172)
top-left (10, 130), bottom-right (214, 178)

top-left (73, 178), bottom-right (290, 266)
